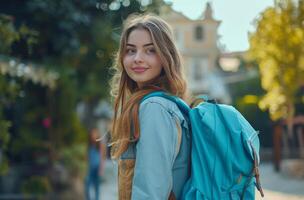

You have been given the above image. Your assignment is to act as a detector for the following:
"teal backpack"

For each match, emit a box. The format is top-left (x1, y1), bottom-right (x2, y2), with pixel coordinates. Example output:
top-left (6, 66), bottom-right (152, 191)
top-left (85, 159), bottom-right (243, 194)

top-left (144, 91), bottom-right (264, 200)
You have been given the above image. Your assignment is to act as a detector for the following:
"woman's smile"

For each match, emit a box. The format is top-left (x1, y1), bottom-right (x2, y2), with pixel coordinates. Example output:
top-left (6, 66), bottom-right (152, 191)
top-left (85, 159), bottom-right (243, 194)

top-left (132, 66), bottom-right (149, 73)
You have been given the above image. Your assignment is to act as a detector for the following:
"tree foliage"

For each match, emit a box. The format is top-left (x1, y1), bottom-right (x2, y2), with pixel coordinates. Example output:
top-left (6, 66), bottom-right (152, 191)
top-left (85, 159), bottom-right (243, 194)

top-left (248, 0), bottom-right (304, 122)
top-left (0, 0), bottom-right (166, 192)
top-left (0, 15), bottom-right (21, 175)
top-left (1, 0), bottom-right (166, 101)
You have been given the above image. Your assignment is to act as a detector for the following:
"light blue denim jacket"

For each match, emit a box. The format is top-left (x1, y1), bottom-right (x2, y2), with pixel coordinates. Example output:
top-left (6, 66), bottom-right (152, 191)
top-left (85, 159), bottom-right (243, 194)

top-left (121, 96), bottom-right (191, 200)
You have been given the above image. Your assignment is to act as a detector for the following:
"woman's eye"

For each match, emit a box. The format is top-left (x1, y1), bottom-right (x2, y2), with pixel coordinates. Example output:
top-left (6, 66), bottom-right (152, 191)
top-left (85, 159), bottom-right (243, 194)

top-left (146, 48), bottom-right (156, 54)
top-left (126, 49), bottom-right (136, 54)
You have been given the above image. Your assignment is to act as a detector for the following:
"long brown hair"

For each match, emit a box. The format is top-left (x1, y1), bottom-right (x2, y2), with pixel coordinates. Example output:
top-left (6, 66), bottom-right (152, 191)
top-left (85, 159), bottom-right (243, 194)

top-left (110, 14), bottom-right (188, 159)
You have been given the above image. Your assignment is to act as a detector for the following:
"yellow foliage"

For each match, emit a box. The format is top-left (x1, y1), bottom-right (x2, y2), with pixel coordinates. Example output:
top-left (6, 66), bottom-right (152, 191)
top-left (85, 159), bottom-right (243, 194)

top-left (242, 95), bottom-right (259, 104)
top-left (259, 88), bottom-right (287, 120)
top-left (248, 0), bottom-right (304, 121)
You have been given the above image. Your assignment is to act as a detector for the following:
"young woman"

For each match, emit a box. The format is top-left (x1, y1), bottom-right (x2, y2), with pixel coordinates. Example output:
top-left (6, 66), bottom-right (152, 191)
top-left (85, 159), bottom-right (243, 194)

top-left (110, 14), bottom-right (191, 200)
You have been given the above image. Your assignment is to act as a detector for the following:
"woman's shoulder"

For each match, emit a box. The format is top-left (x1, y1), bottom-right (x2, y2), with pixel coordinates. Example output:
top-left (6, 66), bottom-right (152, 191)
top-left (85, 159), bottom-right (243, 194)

top-left (139, 96), bottom-right (186, 124)
top-left (140, 96), bottom-right (177, 112)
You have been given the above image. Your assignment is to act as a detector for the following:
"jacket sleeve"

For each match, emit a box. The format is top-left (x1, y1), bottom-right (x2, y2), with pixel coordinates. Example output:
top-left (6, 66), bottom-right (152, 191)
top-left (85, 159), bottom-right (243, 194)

top-left (131, 101), bottom-right (179, 200)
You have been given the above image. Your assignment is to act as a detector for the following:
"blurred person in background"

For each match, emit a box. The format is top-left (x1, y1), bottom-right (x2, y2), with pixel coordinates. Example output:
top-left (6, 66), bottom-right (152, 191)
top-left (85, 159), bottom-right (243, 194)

top-left (85, 128), bottom-right (105, 200)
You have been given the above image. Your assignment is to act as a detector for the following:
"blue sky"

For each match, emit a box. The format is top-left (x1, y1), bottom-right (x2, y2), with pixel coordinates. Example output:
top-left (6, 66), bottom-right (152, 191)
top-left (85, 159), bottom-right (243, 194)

top-left (164, 0), bottom-right (274, 52)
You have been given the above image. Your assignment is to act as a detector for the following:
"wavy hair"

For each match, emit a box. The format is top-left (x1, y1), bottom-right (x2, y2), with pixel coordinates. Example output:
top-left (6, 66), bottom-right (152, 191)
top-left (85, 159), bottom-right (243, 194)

top-left (110, 14), bottom-right (188, 159)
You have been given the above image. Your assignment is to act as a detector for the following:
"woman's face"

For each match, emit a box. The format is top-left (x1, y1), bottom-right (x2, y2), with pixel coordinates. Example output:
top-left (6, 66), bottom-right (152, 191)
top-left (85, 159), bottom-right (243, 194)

top-left (123, 28), bottom-right (163, 88)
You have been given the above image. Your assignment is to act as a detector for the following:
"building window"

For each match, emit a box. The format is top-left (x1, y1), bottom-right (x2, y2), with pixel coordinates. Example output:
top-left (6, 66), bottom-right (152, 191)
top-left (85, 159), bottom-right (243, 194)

top-left (194, 26), bottom-right (204, 40)
top-left (193, 60), bottom-right (203, 81)
top-left (192, 58), bottom-right (208, 81)
top-left (174, 28), bottom-right (183, 48)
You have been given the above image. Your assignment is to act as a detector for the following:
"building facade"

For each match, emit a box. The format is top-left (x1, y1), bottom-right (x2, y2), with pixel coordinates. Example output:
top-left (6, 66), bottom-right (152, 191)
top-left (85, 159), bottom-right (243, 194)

top-left (160, 2), bottom-right (231, 103)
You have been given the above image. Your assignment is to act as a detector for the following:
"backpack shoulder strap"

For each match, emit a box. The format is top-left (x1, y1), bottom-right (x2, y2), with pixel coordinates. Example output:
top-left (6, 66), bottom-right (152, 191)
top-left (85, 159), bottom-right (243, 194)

top-left (141, 91), bottom-right (191, 115)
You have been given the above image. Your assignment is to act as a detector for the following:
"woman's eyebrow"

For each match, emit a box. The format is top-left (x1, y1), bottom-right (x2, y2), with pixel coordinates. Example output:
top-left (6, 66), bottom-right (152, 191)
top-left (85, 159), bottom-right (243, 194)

top-left (126, 43), bottom-right (154, 47)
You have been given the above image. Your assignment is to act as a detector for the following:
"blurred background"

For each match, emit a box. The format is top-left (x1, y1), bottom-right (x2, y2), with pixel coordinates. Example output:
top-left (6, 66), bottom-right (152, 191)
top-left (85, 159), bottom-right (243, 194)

top-left (0, 0), bottom-right (303, 199)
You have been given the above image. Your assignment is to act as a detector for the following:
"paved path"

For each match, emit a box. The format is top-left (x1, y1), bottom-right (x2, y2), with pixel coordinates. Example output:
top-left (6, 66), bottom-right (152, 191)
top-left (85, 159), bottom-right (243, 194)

top-left (100, 160), bottom-right (118, 200)
top-left (256, 162), bottom-right (304, 200)
top-left (100, 160), bottom-right (304, 200)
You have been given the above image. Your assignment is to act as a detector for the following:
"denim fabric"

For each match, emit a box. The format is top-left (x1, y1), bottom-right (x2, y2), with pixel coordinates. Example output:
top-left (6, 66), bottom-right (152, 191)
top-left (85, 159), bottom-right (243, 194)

top-left (120, 96), bottom-right (191, 200)
top-left (85, 166), bottom-right (100, 200)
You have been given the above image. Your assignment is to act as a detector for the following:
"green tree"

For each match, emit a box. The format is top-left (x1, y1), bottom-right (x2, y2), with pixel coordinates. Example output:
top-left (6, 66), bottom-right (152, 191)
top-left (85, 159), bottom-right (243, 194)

top-left (0, 0), bottom-right (167, 194)
top-left (0, 14), bottom-right (20, 175)
top-left (248, 0), bottom-right (304, 130)
top-left (0, 0), bottom-right (166, 128)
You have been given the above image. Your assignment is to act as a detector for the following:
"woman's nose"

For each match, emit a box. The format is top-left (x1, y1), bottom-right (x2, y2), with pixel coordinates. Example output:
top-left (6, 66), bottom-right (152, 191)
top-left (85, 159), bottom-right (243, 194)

top-left (134, 51), bottom-right (144, 63)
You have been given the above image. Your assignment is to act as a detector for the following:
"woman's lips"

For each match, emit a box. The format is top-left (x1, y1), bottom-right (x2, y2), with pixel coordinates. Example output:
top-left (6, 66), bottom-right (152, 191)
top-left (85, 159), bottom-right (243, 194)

top-left (132, 67), bottom-right (148, 73)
